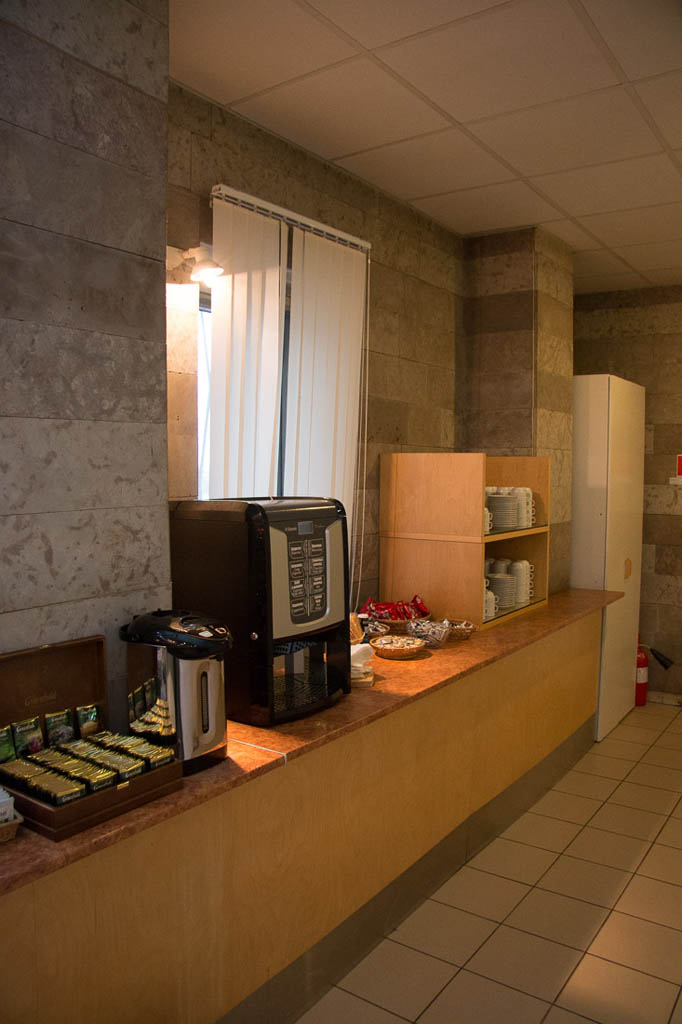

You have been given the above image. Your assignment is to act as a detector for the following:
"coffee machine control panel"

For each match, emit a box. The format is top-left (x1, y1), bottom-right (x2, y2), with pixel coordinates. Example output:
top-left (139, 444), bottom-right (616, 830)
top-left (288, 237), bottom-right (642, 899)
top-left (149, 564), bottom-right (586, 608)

top-left (281, 521), bottom-right (328, 623)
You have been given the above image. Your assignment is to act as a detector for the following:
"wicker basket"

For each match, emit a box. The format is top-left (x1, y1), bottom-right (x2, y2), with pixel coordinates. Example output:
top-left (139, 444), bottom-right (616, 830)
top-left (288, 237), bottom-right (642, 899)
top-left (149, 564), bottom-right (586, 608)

top-left (0, 812), bottom-right (23, 843)
top-left (447, 620), bottom-right (477, 642)
top-left (376, 614), bottom-right (429, 635)
top-left (370, 636), bottom-right (426, 660)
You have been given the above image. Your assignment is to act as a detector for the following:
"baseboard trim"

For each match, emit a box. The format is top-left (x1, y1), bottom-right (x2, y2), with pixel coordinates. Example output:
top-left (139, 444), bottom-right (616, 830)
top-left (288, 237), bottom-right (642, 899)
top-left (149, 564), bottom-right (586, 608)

top-left (219, 715), bottom-right (595, 1024)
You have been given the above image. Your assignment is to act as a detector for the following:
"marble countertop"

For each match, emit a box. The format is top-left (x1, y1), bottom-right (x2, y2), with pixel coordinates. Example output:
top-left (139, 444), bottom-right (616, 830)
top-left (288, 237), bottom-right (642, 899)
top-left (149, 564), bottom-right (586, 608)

top-left (0, 588), bottom-right (621, 897)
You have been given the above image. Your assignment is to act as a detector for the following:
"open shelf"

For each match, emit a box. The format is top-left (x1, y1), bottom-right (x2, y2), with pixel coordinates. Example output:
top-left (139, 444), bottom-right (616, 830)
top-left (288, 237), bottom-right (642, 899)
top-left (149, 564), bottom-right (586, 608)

top-left (481, 594), bottom-right (548, 628)
top-left (485, 525), bottom-right (549, 542)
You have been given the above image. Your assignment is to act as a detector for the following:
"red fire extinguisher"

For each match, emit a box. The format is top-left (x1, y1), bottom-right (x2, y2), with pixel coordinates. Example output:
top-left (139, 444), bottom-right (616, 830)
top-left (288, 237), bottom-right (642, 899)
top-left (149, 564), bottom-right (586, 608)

top-left (635, 637), bottom-right (648, 706)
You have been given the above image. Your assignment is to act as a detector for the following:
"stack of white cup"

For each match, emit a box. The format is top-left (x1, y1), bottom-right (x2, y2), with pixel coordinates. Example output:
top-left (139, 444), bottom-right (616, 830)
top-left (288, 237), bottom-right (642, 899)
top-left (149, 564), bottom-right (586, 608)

top-left (512, 487), bottom-right (536, 529)
top-left (483, 577), bottom-right (499, 621)
top-left (509, 560), bottom-right (534, 605)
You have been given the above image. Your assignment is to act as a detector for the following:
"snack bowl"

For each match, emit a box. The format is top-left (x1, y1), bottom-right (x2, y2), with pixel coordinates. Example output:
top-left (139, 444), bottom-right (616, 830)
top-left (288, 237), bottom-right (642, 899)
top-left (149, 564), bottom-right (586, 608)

top-left (377, 614), bottom-right (429, 635)
top-left (448, 620), bottom-right (477, 642)
top-left (406, 619), bottom-right (452, 647)
top-left (369, 635), bottom-right (426, 660)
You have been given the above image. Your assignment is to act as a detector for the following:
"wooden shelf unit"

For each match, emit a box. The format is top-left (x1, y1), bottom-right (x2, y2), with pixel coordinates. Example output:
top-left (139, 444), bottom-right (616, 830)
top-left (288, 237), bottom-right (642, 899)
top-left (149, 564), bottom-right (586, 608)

top-left (380, 452), bottom-right (550, 628)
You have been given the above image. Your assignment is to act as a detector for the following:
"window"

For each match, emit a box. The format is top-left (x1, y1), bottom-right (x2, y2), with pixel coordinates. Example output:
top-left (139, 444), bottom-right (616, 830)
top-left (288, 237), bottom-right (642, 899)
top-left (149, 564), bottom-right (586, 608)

top-left (197, 187), bottom-right (370, 532)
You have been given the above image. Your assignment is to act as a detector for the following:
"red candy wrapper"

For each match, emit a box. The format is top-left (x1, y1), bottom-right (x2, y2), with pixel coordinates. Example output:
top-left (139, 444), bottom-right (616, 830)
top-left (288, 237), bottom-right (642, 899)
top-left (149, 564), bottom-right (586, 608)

top-left (360, 595), bottom-right (430, 621)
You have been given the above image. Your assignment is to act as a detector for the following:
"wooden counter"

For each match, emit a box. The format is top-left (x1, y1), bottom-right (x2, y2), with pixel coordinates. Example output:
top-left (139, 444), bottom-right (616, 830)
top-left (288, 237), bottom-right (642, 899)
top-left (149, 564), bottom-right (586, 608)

top-left (0, 588), bottom-right (621, 1024)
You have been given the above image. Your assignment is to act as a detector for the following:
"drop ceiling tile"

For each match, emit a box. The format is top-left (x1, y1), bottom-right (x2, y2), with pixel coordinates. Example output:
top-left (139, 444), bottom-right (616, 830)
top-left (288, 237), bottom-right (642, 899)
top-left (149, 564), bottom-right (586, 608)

top-left (573, 249), bottom-right (631, 275)
top-left (469, 88), bottom-right (661, 176)
top-left (379, 0), bottom-right (618, 123)
top-left (413, 180), bottom-right (561, 235)
top-left (579, 0), bottom-right (682, 80)
top-left (539, 220), bottom-right (600, 251)
top-left (574, 270), bottom-right (649, 293)
top-left (578, 202), bottom-right (682, 247)
top-left (643, 268), bottom-right (682, 285)
top-left (336, 128), bottom-right (513, 198)
top-left (232, 57), bottom-right (448, 160)
top-left (613, 239), bottom-right (682, 270)
top-left (307, 0), bottom-right (507, 49)
top-left (635, 71), bottom-right (682, 149)
top-left (531, 154), bottom-right (682, 216)
top-left (169, 0), bottom-right (358, 105)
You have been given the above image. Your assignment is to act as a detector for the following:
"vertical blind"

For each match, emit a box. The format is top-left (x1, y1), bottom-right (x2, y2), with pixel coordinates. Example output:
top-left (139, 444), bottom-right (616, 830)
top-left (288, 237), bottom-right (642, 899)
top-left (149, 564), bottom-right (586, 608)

top-left (203, 194), bottom-right (369, 530)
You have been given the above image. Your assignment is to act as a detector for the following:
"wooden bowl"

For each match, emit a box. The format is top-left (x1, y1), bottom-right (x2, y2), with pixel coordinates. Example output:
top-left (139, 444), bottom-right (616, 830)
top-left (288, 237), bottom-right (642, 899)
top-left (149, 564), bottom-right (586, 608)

top-left (370, 636), bottom-right (426, 660)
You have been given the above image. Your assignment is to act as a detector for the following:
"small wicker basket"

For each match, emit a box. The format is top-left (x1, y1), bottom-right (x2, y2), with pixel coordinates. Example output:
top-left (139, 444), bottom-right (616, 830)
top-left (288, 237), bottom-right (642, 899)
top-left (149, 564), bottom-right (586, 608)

top-left (0, 812), bottom-right (23, 844)
top-left (370, 636), bottom-right (426, 660)
top-left (447, 620), bottom-right (477, 642)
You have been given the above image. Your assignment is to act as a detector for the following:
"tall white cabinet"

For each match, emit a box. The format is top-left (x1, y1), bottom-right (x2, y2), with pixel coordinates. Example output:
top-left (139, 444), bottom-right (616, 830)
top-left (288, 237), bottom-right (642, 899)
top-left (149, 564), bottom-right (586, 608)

top-left (571, 374), bottom-right (645, 741)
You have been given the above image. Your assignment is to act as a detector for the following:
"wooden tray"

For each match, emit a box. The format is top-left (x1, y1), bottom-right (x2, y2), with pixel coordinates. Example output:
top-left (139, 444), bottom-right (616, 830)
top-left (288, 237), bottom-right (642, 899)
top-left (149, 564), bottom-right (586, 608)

top-left (3, 761), bottom-right (182, 842)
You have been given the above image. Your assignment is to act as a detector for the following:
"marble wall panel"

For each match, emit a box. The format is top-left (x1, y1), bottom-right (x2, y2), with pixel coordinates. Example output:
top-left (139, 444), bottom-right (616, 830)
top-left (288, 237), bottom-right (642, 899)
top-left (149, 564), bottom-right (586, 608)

top-left (168, 126), bottom-right (191, 190)
top-left (368, 353), bottom-right (428, 405)
top-left (368, 305), bottom-right (400, 356)
top-left (2, 0), bottom-right (167, 99)
top-left (167, 372), bottom-right (198, 500)
top-left (0, 506), bottom-right (170, 614)
top-left (128, 0), bottom-right (168, 25)
top-left (0, 319), bottom-right (166, 423)
top-left (646, 454), bottom-right (681, 485)
top-left (167, 185), bottom-right (201, 250)
top-left (641, 572), bottom-right (682, 608)
top-left (0, 419), bottom-right (168, 515)
top-left (352, 489), bottom-right (380, 539)
top-left (642, 544), bottom-right (656, 574)
top-left (549, 520), bottom-right (572, 595)
top-left (0, 121), bottom-right (165, 259)
top-left (655, 546), bottom-right (682, 577)
top-left (169, 82), bottom-right (212, 138)
top-left (0, 220), bottom-right (166, 341)
top-left (464, 291), bottom-right (534, 334)
top-left (477, 331), bottom-right (534, 375)
top-left (464, 229), bottom-right (534, 259)
top-left (465, 252), bottom-right (535, 297)
top-left (535, 253), bottom-right (574, 307)
top-left (644, 513), bottom-right (682, 546)
top-left (0, 584), bottom-right (172, 728)
top-left (0, 21), bottom-right (166, 179)
top-left (536, 410), bottom-right (572, 451)
top-left (654, 424), bottom-right (682, 451)
top-left (537, 370), bottom-right (573, 415)
top-left (644, 484), bottom-right (682, 515)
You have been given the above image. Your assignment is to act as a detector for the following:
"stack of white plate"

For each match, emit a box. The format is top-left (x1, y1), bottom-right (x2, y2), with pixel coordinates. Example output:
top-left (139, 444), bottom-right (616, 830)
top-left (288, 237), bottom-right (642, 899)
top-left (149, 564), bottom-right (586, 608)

top-left (487, 573), bottom-right (517, 608)
top-left (488, 493), bottom-right (518, 531)
top-left (509, 560), bottom-right (534, 605)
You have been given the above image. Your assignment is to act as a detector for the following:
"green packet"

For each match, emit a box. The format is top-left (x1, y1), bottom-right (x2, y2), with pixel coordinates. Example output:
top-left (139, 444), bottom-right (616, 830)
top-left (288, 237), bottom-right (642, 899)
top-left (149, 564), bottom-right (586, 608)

top-left (45, 709), bottom-right (76, 746)
top-left (0, 725), bottom-right (16, 763)
top-left (12, 716), bottom-right (44, 757)
top-left (76, 703), bottom-right (101, 739)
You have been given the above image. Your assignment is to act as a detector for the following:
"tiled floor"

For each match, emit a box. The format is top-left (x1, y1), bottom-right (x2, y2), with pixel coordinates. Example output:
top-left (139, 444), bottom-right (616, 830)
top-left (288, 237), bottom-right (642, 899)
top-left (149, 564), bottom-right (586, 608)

top-left (297, 702), bottom-right (682, 1024)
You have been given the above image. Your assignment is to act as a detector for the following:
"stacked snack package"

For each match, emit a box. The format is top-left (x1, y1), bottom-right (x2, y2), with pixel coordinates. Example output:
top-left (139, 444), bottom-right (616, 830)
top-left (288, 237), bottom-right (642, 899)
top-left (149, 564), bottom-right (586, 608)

top-left (360, 595), bottom-right (430, 621)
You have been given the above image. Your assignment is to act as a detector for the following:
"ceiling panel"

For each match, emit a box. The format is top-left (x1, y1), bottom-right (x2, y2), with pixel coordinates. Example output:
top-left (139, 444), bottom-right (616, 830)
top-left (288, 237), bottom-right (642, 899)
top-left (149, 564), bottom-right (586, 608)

top-left (531, 154), bottom-right (682, 217)
top-left (306, 0), bottom-right (508, 49)
top-left (469, 88), bottom-right (661, 176)
top-left (577, 202), bottom-right (682, 247)
top-left (635, 71), bottom-right (682, 149)
top-left (579, 0), bottom-right (682, 80)
top-left (538, 219), bottom-right (600, 250)
top-left (413, 180), bottom-right (561, 234)
top-left (573, 249), bottom-right (632, 275)
top-left (574, 271), bottom-right (649, 293)
top-left (642, 268), bottom-right (682, 285)
top-left (379, 0), bottom-right (618, 122)
top-left (169, 0), bottom-right (357, 105)
top-left (335, 128), bottom-right (513, 198)
top-left (612, 239), bottom-right (682, 271)
top-left (232, 58), bottom-right (448, 160)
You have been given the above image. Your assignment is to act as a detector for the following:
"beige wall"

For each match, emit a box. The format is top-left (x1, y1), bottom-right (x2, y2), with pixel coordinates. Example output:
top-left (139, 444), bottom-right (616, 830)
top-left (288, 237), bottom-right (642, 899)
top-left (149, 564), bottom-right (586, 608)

top-left (574, 286), bottom-right (682, 693)
top-left (0, 5), bottom-right (170, 727)
top-left (167, 83), bottom-right (464, 604)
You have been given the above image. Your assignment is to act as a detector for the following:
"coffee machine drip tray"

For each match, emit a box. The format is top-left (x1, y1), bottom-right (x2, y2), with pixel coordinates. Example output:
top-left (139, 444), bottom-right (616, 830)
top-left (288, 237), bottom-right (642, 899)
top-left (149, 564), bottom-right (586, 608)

top-left (272, 639), bottom-right (330, 719)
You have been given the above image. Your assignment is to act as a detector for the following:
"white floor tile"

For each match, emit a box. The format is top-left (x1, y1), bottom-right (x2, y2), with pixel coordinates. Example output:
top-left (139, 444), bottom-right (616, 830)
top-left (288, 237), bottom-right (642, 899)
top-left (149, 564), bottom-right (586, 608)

top-left (390, 899), bottom-right (495, 965)
top-left (431, 866), bottom-right (529, 921)
top-left (537, 855), bottom-right (632, 908)
top-left (506, 888), bottom-right (608, 950)
top-left (558, 954), bottom-right (679, 1024)
top-left (607, 724), bottom-right (658, 747)
top-left (564, 826), bottom-right (651, 872)
top-left (643, 747), bottom-right (682, 771)
top-left (466, 925), bottom-right (581, 1001)
top-left (338, 939), bottom-right (455, 1020)
top-left (544, 1008), bottom-right (598, 1023)
top-left (609, 781), bottom-right (680, 815)
top-left (531, 790), bottom-right (602, 825)
top-left (502, 812), bottom-right (581, 852)
top-left (587, 801), bottom-right (666, 840)
top-left (638, 844), bottom-right (682, 886)
top-left (616, 874), bottom-right (682, 931)
top-left (589, 911), bottom-right (682, 984)
top-left (296, 987), bottom-right (411, 1024)
top-left (657, 817), bottom-right (682, 850)
top-left (553, 771), bottom-right (619, 801)
top-left (572, 753), bottom-right (635, 781)
top-left (596, 737), bottom-right (651, 761)
top-left (419, 969), bottom-right (549, 1024)
top-left (468, 837), bottom-right (557, 884)
top-left (626, 763), bottom-right (682, 793)
top-left (653, 732), bottom-right (682, 752)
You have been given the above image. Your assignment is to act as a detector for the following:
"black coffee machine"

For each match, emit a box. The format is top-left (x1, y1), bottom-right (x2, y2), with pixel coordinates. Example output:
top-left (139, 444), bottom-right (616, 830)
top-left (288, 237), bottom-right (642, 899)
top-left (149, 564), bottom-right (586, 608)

top-left (169, 498), bottom-right (351, 726)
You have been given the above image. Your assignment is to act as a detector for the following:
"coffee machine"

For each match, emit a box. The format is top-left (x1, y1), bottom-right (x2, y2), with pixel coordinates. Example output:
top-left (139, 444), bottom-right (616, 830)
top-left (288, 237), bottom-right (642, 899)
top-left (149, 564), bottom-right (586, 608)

top-left (119, 610), bottom-right (232, 765)
top-left (169, 498), bottom-right (351, 726)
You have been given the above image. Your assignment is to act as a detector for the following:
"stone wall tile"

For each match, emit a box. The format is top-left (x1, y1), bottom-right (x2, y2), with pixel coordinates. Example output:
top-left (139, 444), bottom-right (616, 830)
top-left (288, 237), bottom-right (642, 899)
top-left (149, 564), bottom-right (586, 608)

top-left (0, 21), bottom-right (166, 179)
top-left (354, 576), bottom-right (379, 610)
top-left (641, 572), bottom-right (682, 607)
top-left (650, 361), bottom-right (682, 395)
top-left (168, 126), bottom-right (191, 190)
top-left (645, 393), bottom-right (682, 425)
top-left (549, 519), bottom-right (572, 562)
top-left (368, 353), bottom-right (427, 405)
top-left (465, 291), bottom-right (534, 334)
top-left (654, 424), bottom-right (682, 451)
top-left (536, 409), bottom-right (573, 451)
top-left (549, 552), bottom-right (571, 595)
top-left (465, 252), bottom-right (534, 297)
top-left (166, 293), bottom-right (199, 373)
top-left (166, 185), bottom-right (200, 249)
top-left (316, 193), bottom-right (366, 239)
top-left (534, 229), bottom-right (573, 270)
top-left (464, 229), bottom-right (534, 259)
top-left (0, 318), bottom-right (166, 423)
top-left (128, 0), bottom-right (168, 25)
top-left (352, 489), bottom-right (379, 538)
top-left (535, 253), bottom-right (574, 307)
top-left (351, 532), bottom-right (378, 584)
top-left (656, 336), bottom-right (682, 362)
top-left (537, 292), bottom-right (573, 342)
top-left (537, 331), bottom-right (573, 377)
top-left (368, 305), bottom-right (400, 356)
top-left (644, 484), bottom-right (682, 515)
top-left (655, 545), bottom-right (682, 577)
top-left (361, 441), bottom-right (400, 491)
top-left (0, 419), bottom-right (168, 515)
top-left (548, 450), bottom-right (573, 524)
top-left (479, 372), bottom-right (532, 411)
top-left (646, 454), bottom-right (681, 485)
top-left (642, 544), bottom-right (656, 574)
top-left (370, 262), bottom-right (406, 316)
top-left (574, 303), bottom-right (682, 339)
top-left (0, 506), bottom-right (171, 614)
top-left (168, 82), bottom-right (211, 137)
top-left (425, 365), bottom-right (455, 410)
top-left (0, 122), bottom-right (165, 259)
top-left (537, 370), bottom-right (573, 414)
top-left (573, 339), bottom-right (610, 375)
top-left (167, 372), bottom-right (198, 501)
top-left (190, 134), bottom-right (228, 199)
top-left (477, 331), bottom-right (533, 374)
top-left (367, 397), bottom-right (409, 445)
top-left (0, 585), bottom-right (172, 726)
top-left (399, 319), bottom-right (455, 370)
top-left (418, 241), bottom-right (459, 294)
top-left (646, 424), bottom-right (655, 453)
top-left (404, 278), bottom-right (455, 331)
top-left (405, 402), bottom-right (444, 447)
top-left (644, 514), bottom-right (682, 545)
top-left (2, 0), bottom-right (168, 100)
top-left (0, 220), bottom-right (165, 341)
top-left (477, 408), bottom-right (533, 450)
top-left (638, 601), bottom-right (659, 636)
